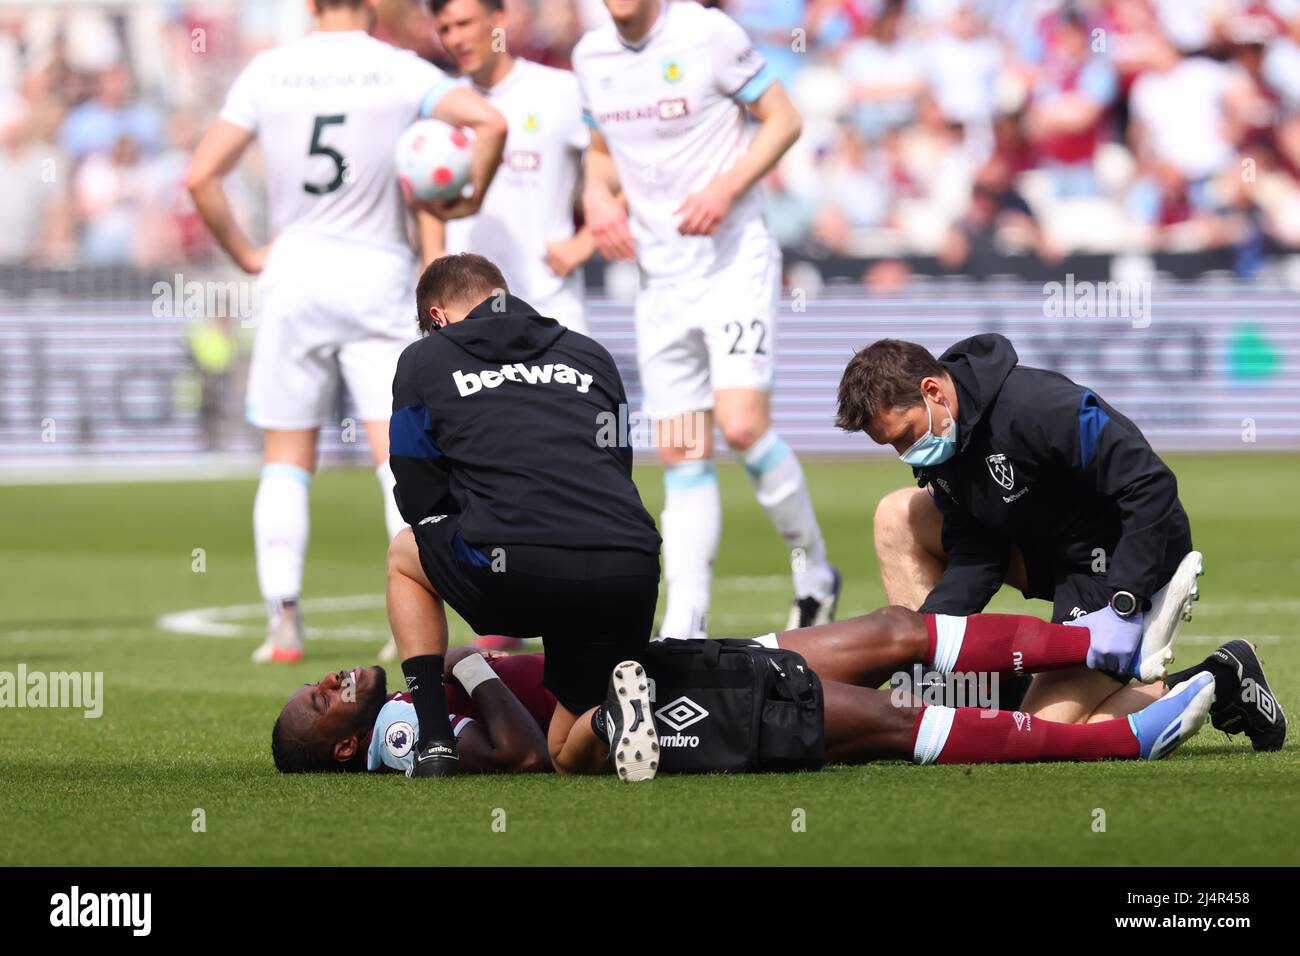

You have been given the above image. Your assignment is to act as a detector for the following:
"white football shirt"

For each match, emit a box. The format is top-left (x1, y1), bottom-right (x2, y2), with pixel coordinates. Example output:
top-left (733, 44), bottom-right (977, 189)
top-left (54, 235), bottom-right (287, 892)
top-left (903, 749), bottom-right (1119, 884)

top-left (444, 59), bottom-right (589, 320)
top-left (219, 30), bottom-right (456, 252)
top-left (573, 0), bottom-right (776, 284)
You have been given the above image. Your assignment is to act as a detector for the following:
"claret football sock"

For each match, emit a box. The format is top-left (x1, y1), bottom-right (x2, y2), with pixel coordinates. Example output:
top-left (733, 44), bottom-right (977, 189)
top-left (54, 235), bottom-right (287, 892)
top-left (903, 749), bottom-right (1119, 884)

top-left (911, 705), bottom-right (1140, 765)
top-left (740, 430), bottom-right (834, 601)
top-left (925, 613), bottom-right (1091, 677)
top-left (659, 461), bottom-right (720, 639)
top-left (402, 654), bottom-right (453, 747)
top-left (254, 462), bottom-right (311, 617)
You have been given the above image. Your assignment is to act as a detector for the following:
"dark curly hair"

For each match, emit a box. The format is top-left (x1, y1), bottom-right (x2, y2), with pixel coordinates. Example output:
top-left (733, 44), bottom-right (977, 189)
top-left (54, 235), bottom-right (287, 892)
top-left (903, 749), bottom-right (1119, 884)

top-left (271, 712), bottom-right (346, 774)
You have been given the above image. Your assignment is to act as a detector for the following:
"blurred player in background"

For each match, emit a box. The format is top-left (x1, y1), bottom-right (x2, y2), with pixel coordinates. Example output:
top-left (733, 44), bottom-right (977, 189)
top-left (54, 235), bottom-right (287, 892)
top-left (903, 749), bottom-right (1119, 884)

top-left (575, 0), bottom-right (838, 640)
top-left (369, 0), bottom-right (442, 60)
top-left (185, 0), bottom-right (507, 663)
top-left (422, 0), bottom-right (595, 334)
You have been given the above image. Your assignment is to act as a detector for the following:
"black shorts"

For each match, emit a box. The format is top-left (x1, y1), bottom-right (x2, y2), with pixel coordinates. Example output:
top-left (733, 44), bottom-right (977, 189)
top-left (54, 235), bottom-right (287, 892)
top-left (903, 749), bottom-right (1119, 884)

top-left (413, 516), bottom-right (660, 714)
top-left (1046, 571), bottom-right (1114, 624)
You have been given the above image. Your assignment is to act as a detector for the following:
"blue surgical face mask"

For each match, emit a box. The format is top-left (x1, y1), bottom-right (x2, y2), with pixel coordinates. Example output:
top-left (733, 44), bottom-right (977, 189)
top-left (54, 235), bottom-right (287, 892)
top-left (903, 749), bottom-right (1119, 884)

top-left (899, 392), bottom-right (957, 467)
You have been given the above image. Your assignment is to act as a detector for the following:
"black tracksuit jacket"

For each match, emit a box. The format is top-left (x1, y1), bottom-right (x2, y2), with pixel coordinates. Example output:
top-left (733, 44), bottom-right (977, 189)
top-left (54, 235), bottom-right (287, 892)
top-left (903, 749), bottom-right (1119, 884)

top-left (388, 294), bottom-right (661, 575)
top-left (914, 333), bottom-right (1192, 615)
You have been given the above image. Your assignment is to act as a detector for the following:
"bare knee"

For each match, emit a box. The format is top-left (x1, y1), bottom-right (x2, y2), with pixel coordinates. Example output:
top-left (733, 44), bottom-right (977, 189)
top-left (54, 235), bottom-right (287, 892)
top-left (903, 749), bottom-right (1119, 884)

top-left (658, 442), bottom-right (712, 468)
top-left (874, 488), bottom-right (920, 544)
top-left (657, 412), bottom-right (714, 465)
top-left (715, 396), bottom-right (769, 452)
top-left (720, 421), bottom-right (764, 452)
top-left (876, 487), bottom-right (945, 560)
top-left (387, 528), bottom-right (418, 580)
top-left (870, 604), bottom-right (928, 660)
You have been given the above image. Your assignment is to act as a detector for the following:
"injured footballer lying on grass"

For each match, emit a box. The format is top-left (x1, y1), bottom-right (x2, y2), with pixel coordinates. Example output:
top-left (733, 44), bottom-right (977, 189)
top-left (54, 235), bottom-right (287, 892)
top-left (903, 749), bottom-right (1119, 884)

top-left (269, 577), bottom-right (1285, 779)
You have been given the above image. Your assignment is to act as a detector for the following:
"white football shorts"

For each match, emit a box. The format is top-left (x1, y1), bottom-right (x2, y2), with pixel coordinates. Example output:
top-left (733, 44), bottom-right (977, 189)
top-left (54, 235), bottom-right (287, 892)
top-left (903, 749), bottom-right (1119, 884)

top-left (245, 231), bottom-right (419, 430)
top-left (634, 226), bottom-right (780, 421)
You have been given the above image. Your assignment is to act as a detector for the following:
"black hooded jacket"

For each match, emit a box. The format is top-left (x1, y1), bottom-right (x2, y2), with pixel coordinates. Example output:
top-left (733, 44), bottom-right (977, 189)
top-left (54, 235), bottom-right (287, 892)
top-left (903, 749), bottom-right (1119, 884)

top-left (389, 294), bottom-right (660, 576)
top-left (915, 333), bottom-right (1192, 615)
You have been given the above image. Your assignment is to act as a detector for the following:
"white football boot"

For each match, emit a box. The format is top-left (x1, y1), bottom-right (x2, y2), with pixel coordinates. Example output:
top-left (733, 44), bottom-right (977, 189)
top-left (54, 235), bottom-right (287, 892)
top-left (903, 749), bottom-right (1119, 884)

top-left (1132, 550), bottom-right (1204, 682)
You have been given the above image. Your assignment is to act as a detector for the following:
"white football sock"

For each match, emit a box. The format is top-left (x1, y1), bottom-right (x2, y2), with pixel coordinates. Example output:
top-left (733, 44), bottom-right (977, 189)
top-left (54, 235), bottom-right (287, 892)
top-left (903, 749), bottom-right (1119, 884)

top-left (375, 459), bottom-right (406, 541)
top-left (740, 430), bottom-right (834, 600)
top-left (929, 615), bottom-right (967, 673)
top-left (658, 460), bottom-right (720, 639)
top-left (254, 463), bottom-right (311, 622)
top-left (912, 705), bottom-right (957, 765)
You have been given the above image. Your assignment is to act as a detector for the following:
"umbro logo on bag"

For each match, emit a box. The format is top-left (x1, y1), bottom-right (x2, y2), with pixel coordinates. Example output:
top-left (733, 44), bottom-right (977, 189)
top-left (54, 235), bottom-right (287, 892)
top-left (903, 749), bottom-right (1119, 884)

top-left (655, 695), bottom-right (709, 732)
top-left (655, 696), bottom-right (706, 749)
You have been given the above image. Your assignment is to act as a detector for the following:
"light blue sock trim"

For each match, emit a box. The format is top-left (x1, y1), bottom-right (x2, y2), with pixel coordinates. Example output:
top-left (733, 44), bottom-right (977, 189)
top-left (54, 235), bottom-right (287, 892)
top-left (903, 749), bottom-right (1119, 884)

top-left (261, 463), bottom-right (312, 486)
top-left (664, 460), bottom-right (718, 492)
top-left (741, 433), bottom-right (792, 477)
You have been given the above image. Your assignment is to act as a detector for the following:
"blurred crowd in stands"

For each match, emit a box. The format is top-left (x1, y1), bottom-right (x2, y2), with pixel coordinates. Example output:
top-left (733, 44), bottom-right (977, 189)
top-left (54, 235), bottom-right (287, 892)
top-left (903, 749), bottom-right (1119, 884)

top-left (3, 0), bottom-right (1300, 280)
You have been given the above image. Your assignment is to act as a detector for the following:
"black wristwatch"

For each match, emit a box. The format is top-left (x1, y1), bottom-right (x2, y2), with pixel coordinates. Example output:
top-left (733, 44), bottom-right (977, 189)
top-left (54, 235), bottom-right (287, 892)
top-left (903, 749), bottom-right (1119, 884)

top-left (1109, 590), bottom-right (1139, 618)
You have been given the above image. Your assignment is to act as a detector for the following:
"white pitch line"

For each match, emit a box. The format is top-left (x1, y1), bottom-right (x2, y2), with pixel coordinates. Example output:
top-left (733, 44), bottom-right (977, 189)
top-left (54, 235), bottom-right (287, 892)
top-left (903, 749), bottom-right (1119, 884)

top-left (1, 583), bottom-right (1292, 646)
top-left (156, 593), bottom-right (391, 638)
top-left (152, 578), bottom-right (801, 641)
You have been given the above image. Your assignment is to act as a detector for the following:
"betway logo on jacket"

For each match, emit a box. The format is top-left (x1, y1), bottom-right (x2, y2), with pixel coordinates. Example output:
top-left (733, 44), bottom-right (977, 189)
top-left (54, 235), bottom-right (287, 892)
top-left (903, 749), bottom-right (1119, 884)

top-left (452, 362), bottom-right (594, 397)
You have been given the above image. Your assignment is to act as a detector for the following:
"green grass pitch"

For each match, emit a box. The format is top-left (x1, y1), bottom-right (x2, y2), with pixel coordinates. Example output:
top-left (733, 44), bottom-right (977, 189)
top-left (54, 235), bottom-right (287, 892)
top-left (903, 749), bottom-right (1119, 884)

top-left (1, 455), bottom-right (1296, 866)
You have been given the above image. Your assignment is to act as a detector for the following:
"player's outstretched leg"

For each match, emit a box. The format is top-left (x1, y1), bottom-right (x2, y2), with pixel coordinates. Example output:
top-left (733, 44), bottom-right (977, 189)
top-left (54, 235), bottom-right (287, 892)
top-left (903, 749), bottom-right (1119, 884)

top-left (772, 606), bottom-right (1178, 690)
top-left (768, 606), bottom-right (930, 688)
top-left (916, 672), bottom-right (1213, 764)
top-left (1168, 640), bottom-right (1287, 752)
top-left (822, 673), bottom-right (1213, 765)
top-left (926, 611), bottom-right (1183, 684)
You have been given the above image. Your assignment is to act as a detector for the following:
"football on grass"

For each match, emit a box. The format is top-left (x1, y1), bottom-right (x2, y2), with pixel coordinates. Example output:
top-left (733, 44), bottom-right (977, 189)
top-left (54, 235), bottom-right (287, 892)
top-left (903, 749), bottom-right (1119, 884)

top-left (395, 119), bottom-right (474, 202)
